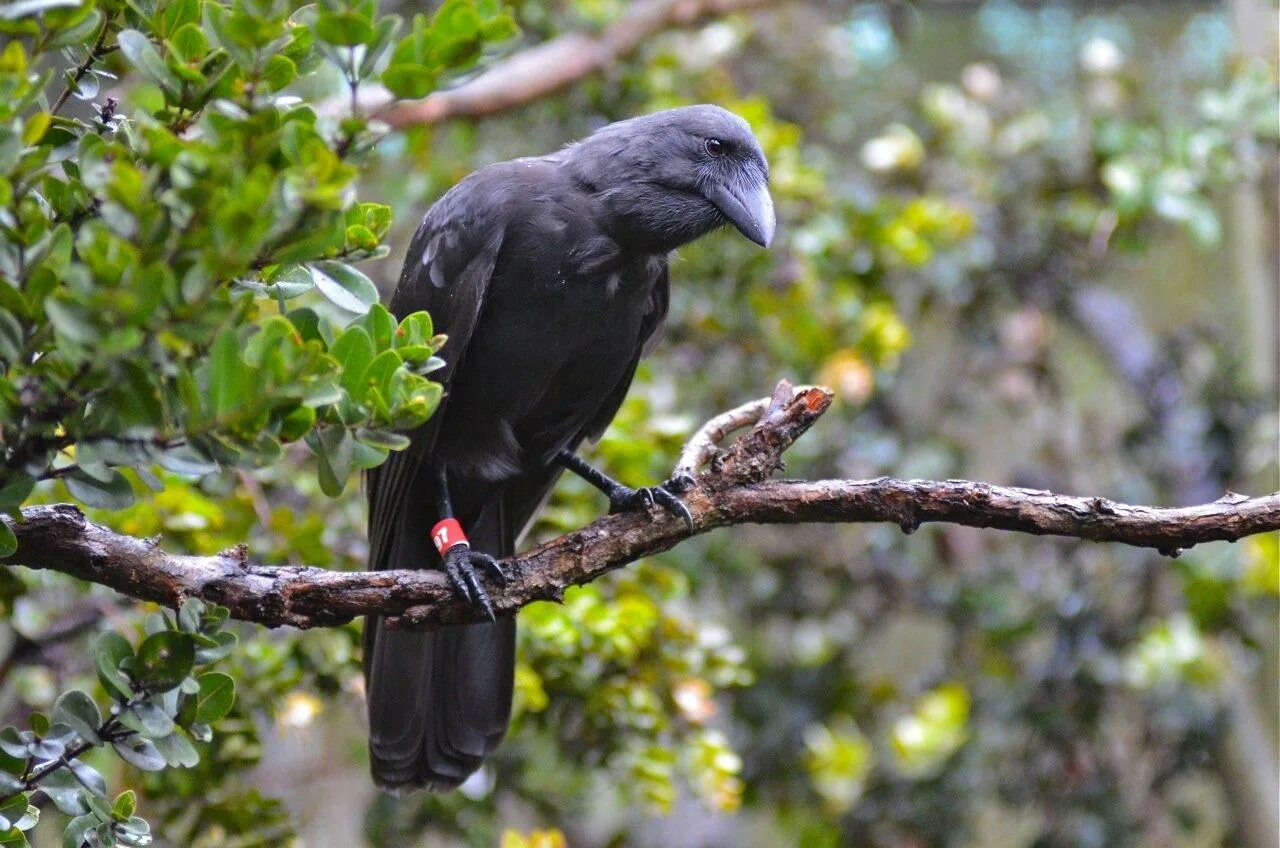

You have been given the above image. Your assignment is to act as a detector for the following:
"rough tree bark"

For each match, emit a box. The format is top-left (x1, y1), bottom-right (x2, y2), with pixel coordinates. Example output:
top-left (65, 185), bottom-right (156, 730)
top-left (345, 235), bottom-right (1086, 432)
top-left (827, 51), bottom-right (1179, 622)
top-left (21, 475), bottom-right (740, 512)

top-left (4, 383), bottom-right (1277, 632)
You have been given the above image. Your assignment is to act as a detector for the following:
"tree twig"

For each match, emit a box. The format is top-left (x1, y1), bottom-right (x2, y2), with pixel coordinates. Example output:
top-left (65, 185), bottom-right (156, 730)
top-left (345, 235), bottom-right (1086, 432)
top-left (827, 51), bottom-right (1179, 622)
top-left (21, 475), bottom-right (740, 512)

top-left (3, 382), bottom-right (1277, 632)
top-left (355, 0), bottom-right (787, 127)
top-left (50, 19), bottom-right (114, 118)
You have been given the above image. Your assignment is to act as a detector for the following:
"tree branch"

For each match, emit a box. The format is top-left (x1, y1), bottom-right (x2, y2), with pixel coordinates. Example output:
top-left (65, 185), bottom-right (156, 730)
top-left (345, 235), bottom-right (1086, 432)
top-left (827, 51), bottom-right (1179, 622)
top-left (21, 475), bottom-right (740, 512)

top-left (4, 382), bottom-right (1277, 632)
top-left (366, 0), bottom-right (786, 128)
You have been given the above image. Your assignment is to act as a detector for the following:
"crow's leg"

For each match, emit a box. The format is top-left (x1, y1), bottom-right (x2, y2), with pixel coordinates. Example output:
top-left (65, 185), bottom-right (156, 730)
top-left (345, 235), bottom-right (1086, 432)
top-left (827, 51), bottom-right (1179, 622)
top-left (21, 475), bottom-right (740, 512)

top-left (555, 450), bottom-right (694, 531)
top-left (433, 466), bottom-right (508, 620)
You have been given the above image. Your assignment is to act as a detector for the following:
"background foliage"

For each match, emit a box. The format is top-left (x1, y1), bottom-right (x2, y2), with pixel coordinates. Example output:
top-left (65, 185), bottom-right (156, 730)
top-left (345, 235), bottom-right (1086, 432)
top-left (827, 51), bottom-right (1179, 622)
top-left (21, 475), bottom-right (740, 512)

top-left (0, 0), bottom-right (1276, 846)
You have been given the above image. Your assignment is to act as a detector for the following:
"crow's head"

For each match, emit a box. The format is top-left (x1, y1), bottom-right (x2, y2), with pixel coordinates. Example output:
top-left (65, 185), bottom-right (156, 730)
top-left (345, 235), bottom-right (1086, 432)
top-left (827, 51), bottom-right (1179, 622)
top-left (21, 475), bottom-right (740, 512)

top-left (565, 105), bottom-right (775, 253)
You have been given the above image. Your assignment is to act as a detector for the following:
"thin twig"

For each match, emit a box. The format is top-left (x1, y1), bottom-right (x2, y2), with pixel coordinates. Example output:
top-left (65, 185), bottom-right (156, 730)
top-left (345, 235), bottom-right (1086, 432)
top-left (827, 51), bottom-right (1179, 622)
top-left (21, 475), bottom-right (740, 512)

top-left (50, 21), bottom-right (113, 118)
top-left (320, 0), bottom-right (790, 126)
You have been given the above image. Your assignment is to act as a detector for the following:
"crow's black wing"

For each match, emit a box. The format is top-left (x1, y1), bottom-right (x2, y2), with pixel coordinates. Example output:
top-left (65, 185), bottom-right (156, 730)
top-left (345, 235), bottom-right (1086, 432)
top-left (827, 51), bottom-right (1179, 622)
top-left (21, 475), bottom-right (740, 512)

top-left (365, 170), bottom-right (510, 572)
top-left (364, 166), bottom-right (517, 791)
top-left (500, 259), bottom-right (671, 551)
top-left (581, 259), bottom-right (670, 443)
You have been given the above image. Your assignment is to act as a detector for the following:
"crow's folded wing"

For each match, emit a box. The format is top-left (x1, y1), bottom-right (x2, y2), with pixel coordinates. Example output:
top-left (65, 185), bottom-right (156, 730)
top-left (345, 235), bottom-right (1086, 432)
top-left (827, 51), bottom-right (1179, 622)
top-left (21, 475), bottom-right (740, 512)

top-left (581, 260), bottom-right (670, 443)
top-left (365, 173), bottom-right (509, 571)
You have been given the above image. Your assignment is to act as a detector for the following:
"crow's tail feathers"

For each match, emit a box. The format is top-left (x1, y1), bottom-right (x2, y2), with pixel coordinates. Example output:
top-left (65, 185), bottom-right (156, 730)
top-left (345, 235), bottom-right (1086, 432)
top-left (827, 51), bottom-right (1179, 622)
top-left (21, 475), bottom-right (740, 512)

top-left (364, 501), bottom-right (516, 792)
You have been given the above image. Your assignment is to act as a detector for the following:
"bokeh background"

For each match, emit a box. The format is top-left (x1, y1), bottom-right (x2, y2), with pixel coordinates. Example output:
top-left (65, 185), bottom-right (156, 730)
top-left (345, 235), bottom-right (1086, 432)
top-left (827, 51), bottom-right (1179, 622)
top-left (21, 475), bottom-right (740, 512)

top-left (6, 1), bottom-right (1278, 846)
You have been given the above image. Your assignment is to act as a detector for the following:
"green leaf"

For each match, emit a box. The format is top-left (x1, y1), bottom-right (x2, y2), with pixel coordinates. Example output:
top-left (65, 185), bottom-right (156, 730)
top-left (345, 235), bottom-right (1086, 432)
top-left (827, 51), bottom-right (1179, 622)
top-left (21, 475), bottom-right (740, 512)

top-left (93, 632), bottom-right (134, 700)
top-left (116, 816), bottom-right (150, 844)
top-left (177, 598), bottom-right (206, 634)
top-left (117, 29), bottom-right (178, 95)
top-left (156, 447), bottom-right (218, 476)
top-left (331, 326), bottom-right (375, 398)
top-left (0, 792), bottom-right (33, 833)
top-left (279, 404), bottom-right (317, 441)
top-left (201, 2), bottom-right (254, 68)
top-left (308, 261), bottom-right (379, 313)
top-left (151, 729), bottom-right (199, 768)
top-left (355, 427), bottom-right (411, 451)
top-left (168, 23), bottom-right (208, 62)
top-left (395, 311), bottom-right (435, 346)
top-left (67, 760), bottom-right (106, 800)
top-left (359, 16), bottom-right (402, 77)
top-left (191, 672), bottom-right (235, 724)
top-left (309, 426), bottom-right (353, 497)
top-left (381, 63), bottom-right (436, 99)
top-left (260, 53), bottom-right (297, 91)
top-left (64, 814), bottom-right (95, 848)
top-left (351, 439), bottom-right (388, 470)
top-left (43, 298), bottom-right (96, 345)
top-left (480, 11), bottom-right (518, 41)
top-left (51, 691), bottom-right (101, 745)
top-left (315, 10), bottom-right (375, 46)
top-left (0, 474), bottom-right (34, 512)
top-left (40, 770), bottom-right (88, 816)
top-left (111, 791), bottom-right (135, 822)
top-left (192, 630), bottom-right (236, 665)
top-left (159, 0), bottom-right (199, 36)
top-left (208, 329), bottom-right (249, 421)
top-left (117, 701), bottom-right (174, 738)
top-left (133, 632), bottom-right (194, 692)
top-left (353, 303), bottom-right (395, 349)
top-left (111, 737), bottom-right (165, 772)
top-left (0, 772), bottom-right (21, 795)
top-left (0, 523), bottom-right (14, 559)
top-left (65, 469), bottom-right (135, 511)
top-left (257, 265), bottom-right (314, 300)
top-left (0, 310), bottom-right (23, 362)
top-left (0, 728), bottom-right (25, 759)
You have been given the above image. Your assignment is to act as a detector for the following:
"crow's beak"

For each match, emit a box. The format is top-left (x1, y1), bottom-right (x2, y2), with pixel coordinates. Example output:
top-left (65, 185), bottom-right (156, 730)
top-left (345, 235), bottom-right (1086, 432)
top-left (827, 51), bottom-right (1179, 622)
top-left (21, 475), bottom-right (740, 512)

top-left (706, 178), bottom-right (775, 248)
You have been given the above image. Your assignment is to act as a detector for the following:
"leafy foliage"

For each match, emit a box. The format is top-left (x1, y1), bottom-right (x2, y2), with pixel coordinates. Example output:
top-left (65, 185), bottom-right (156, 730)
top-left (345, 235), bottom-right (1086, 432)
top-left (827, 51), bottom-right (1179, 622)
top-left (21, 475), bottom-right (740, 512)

top-left (0, 0), bottom-right (517, 552)
top-left (0, 0), bottom-right (1275, 846)
top-left (0, 599), bottom-right (235, 847)
top-left (0, 0), bottom-right (516, 843)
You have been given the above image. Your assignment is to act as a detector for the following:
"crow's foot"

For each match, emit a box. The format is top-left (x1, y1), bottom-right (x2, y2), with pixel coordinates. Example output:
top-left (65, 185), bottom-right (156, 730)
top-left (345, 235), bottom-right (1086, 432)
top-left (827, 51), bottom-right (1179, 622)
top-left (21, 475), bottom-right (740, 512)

top-left (442, 546), bottom-right (508, 620)
top-left (607, 473), bottom-right (696, 531)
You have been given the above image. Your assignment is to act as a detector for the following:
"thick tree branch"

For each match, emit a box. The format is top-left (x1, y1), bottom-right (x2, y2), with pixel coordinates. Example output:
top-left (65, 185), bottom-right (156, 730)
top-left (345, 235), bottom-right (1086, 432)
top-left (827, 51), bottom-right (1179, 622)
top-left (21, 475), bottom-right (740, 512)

top-left (4, 382), bottom-right (1277, 632)
top-left (362, 0), bottom-right (786, 128)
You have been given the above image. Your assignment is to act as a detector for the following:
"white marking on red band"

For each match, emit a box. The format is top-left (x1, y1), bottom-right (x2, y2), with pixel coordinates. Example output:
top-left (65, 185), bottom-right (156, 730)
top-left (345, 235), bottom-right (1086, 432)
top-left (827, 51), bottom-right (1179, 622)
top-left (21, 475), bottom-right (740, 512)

top-left (431, 518), bottom-right (469, 555)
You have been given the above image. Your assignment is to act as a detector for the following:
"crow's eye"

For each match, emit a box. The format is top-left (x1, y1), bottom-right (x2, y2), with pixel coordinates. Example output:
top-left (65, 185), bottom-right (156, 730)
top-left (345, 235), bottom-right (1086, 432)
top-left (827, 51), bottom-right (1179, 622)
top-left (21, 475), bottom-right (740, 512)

top-left (704, 138), bottom-right (726, 157)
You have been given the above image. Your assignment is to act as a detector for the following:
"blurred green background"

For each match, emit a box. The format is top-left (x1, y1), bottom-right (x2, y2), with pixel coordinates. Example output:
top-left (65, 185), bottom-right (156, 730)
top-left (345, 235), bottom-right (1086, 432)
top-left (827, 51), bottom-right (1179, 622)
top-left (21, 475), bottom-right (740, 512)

top-left (4, 1), bottom-right (1277, 846)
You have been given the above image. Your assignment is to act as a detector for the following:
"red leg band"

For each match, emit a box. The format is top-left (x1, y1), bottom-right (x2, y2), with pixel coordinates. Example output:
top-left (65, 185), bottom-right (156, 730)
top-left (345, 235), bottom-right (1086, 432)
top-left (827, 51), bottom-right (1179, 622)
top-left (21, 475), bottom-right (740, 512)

top-left (431, 518), bottom-right (469, 555)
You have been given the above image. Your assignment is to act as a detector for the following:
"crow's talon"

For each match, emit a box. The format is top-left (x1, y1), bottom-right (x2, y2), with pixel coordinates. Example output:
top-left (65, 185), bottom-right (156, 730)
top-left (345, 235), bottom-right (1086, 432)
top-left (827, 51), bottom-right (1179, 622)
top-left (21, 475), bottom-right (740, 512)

top-left (609, 480), bottom-right (695, 532)
top-left (653, 487), bottom-right (695, 532)
top-left (478, 554), bottom-right (509, 585)
top-left (443, 545), bottom-right (499, 620)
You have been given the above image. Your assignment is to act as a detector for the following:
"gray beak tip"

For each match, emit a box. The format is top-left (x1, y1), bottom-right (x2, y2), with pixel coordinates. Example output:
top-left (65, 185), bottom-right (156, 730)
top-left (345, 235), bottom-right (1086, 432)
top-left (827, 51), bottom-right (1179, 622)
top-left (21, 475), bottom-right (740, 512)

top-left (708, 179), bottom-right (777, 250)
top-left (755, 210), bottom-right (776, 249)
top-left (755, 189), bottom-right (776, 248)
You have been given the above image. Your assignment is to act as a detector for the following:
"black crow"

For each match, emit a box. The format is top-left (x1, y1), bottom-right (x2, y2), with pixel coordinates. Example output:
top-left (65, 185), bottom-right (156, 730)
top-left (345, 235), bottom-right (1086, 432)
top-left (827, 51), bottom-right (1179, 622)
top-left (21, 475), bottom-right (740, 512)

top-left (364, 104), bottom-right (774, 791)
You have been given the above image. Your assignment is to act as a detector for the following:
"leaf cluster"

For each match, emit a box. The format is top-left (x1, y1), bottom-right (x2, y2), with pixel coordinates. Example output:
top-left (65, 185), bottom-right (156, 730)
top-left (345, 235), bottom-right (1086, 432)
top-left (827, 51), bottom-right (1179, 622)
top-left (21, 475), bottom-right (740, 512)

top-left (0, 599), bottom-right (236, 848)
top-left (0, 0), bottom-right (519, 553)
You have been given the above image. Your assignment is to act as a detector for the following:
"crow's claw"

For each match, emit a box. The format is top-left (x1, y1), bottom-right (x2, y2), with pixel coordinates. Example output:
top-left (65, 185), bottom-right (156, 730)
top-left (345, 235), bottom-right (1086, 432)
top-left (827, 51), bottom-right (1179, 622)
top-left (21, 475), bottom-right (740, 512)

top-left (480, 556), bottom-right (509, 585)
top-left (609, 477), bottom-right (696, 532)
top-left (443, 545), bottom-right (501, 620)
top-left (652, 487), bottom-right (695, 532)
